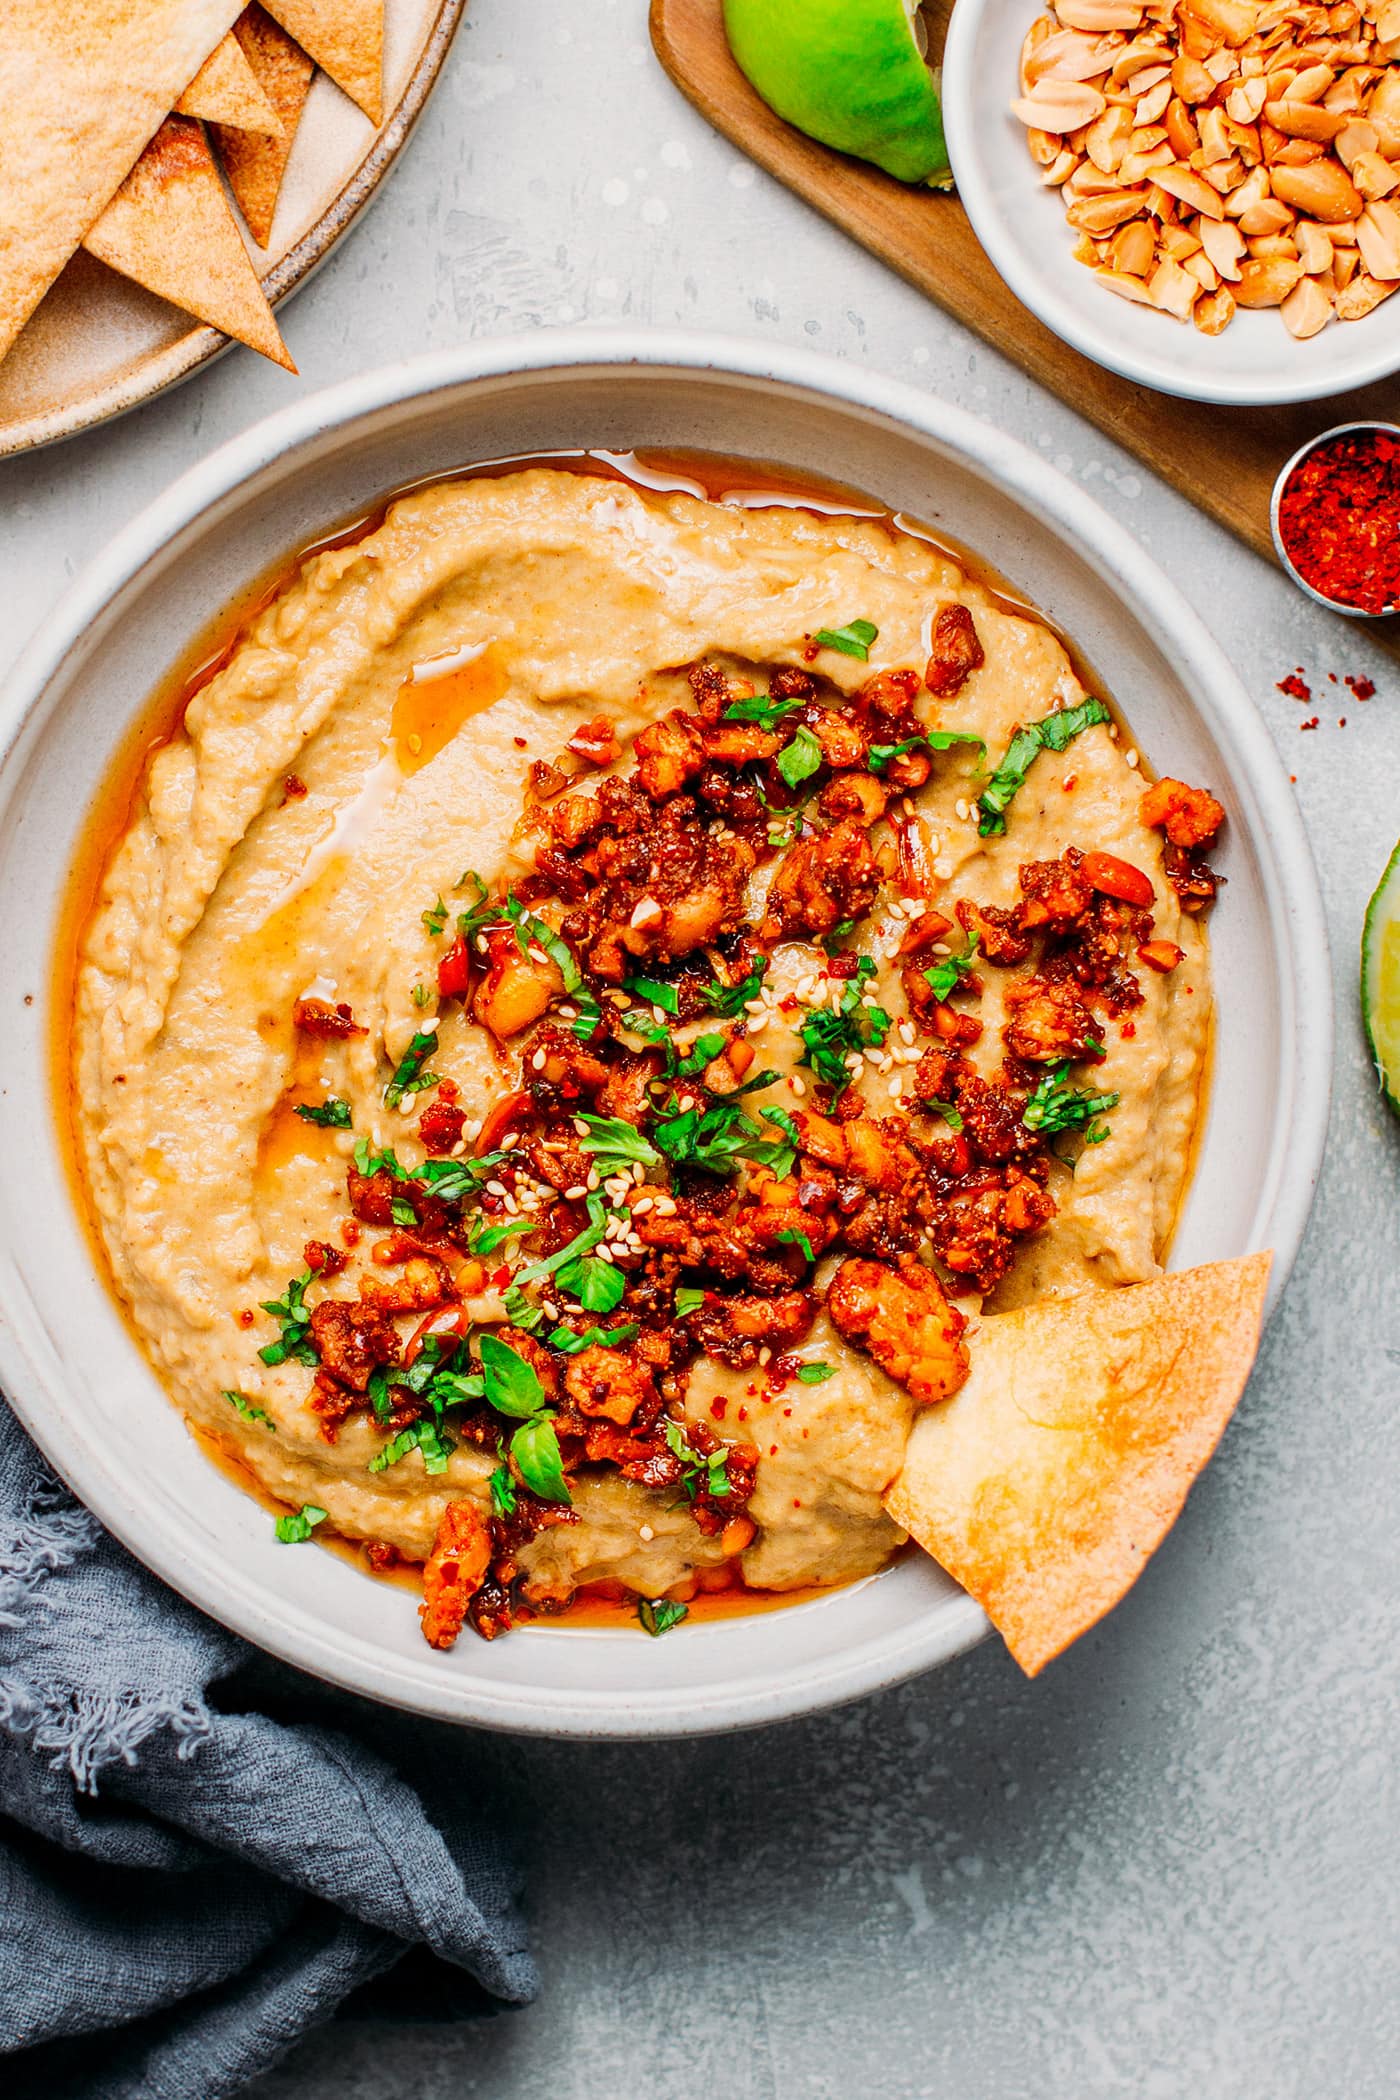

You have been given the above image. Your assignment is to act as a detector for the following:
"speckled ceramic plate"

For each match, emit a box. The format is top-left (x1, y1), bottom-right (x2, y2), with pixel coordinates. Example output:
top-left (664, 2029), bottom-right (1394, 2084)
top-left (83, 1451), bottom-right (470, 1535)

top-left (0, 337), bottom-right (1332, 1735)
top-left (0, 0), bottom-right (467, 459)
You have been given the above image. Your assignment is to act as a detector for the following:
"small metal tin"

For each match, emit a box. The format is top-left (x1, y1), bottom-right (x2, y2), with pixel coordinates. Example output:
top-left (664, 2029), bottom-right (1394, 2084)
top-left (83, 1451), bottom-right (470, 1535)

top-left (1270, 419), bottom-right (1400, 620)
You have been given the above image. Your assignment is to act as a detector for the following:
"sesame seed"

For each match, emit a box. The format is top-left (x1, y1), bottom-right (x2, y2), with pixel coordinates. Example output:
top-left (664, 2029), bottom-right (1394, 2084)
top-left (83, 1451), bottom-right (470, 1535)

top-left (484, 1179), bottom-right (507, 1197)
top-left (758, 1346), bottom-right (772, 1366)
top-left (790, 1075), bottom-right (807, 1097)
top-left (861, 992), bottom-right (880, 1009)
top-left (933, 858), bottom-right (953, 880)
top-left (928, 833), bottom-right (942, 855)
top-left (564, 1183), bottom-right (586, 1201)
top-left (744, 997), bottom-right (766, 1014)
top-left (398, 1100), bottom-right (415, 1118)
top-left (930, 941), bottom-right (951, 956)
top-left (889, 1079), bottom-right (904, 1100)
top-left (586, 1170), bottom-right (600, 1190)
top-left (632, 1163), bottom-right (646, 1183)
top-left (531, 1049), bottom-right (546, 1071)
top-left (905, 899), bottom-right (926, 919)
top-left (558, 1004), bottom-right (577, 1020)
top-left (899, 1020), bottom-right (916, 1045)
top-left (633, 1196), bottom-right (655, 1216)
top-left (418, 1016), bottom-right (441, 1035)
top-left (954, 798), bottom-right (969, 822)
top-left (1108, 724), bottom-right (1120, 740)
top-left (475, 934), bottom-right (489, 953)
top-left (652, 1006), bottom-right (668, 1027)
top-left (502, 1132), bottom-right (519, 1149)
top-left (450, 1139), bottom-right (467, 1157)
top-left (653, 1195), bottom-right (677, 1216)
top-left (844, 1053), bottom-right (864, 1073)
top-left (573, 1117), bottom-right (590, 1136)
top-left (503, 1193), bottom-right (519, 1214)
top-left (1125, 748), bottom-right (1140, 770)
top-left (639, 1524), bottom-right (655, 1542)
top-left (595, 1243), bottom-right (616, 1264)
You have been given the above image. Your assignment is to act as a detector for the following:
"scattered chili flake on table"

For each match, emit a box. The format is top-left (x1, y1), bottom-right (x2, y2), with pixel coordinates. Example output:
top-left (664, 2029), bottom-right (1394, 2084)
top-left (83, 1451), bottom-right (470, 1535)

top-left (1346, 674), bottom-right (1376, 701)
top-left (1275, 429), bottom-right (1400, 616)
top-left (1277, 671), bottom-right (1311, 702)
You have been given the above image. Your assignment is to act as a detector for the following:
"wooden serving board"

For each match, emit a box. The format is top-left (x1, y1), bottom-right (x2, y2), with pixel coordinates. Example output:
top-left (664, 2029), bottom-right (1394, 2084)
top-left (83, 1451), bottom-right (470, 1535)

top-left (651, 0), bottom-right (1399, 630)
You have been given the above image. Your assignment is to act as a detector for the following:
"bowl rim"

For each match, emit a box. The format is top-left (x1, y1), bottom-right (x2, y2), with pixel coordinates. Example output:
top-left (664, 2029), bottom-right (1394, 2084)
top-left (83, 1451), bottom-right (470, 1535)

top-left (941, 0), bottom-right (1400, 409)
top-left (0, 329), bottom-right (1334, 1734)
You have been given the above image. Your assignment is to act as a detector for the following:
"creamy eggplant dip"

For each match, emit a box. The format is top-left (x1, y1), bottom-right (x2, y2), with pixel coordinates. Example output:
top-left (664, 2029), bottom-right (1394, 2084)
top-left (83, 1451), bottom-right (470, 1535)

top-left (70, 465), bottom-right (1223, 1649)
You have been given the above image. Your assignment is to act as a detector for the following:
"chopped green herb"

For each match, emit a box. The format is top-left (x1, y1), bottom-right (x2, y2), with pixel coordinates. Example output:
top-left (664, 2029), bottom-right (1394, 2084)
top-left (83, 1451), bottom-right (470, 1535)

top-left (454, 871), bottom-right (504, 943)
top-left (776, 725), bottom-right (824, 789)
top-left (391, 1194), bottom-right (418, 1228)
top-left (675, 1287), bottom-right (706, 1317)
top-left (479, 1332), bottom-right (547, 1419)
top-left (977, 697), bottom-right (1112, 837)
top-left (822, 918), bottom-right (856, 952)
top-left (471, 1216), bottom-right (536, 1257)
top-left (294, 1097), bottom-right (352, 1129)
top-left (274, 1503), bottom-right (327, 1544)
top-left (411, 983), bottom-right (432, 1009)
top-left (624, 975), bottom-right (679, 1014)
top-left (489, 1462), bottom-right (517, 1518)
top-left (368, 1419), bottom-right (456, 1476)
top-left (722, 691), bottom-right (804, 731)
top-left (796, 1363), bottom-right (836, 1385)
top-left (1022, 1062), bottom-right (1119, 1141)
top-left (515, 1210), bottom-right (609, 1289)
top-left (653, 1096), bottom-right (797, 1179)
top-left (384, 1029), bottom-right (440, 1108)
top-left (867, 728), bottom-right (986, 772)
top-left (352, 1137), bottom-right (504, 1210)
top-left (258, 1269), bottom-right (318, 1368)
top-left (570, 987), bottom-right (604, 1041)
top-left (577, 1114), bottom-right (661, 1173)
top-left (223, 1389), bottom-right (276, 1431)
top-left (925, 1099), bottom-right (965, 1134)
top-left (638, 1597), bottom-right (689, 1636)
top-left (797, 957), bottom-right (891, 1091)
top-left (510, 1413), bottom-right (571, 1504)
top-left (502, 1284), bottom-right (546, 1333)
top-left (548, 1320), bottom-right (640, 1355)
top-left (924, 935), bottom-right (980, 1005)
top-left (778, 1229), bottom-right (815, 1263)
top-left (421, 895), bottom-right (448, 936)
top-left (663, 1419), bottom-right (732, 1500)
top-left (814, 618), bottom-right (878, 661)
top-left (555, 1253), bottom-right (627, 1315)
top-left (673, 1029), bottom-right (727, 1078)
top-left (701, 958), bottom-right (768, 1017)
top-left (503, 892), bottom-right (581, 992)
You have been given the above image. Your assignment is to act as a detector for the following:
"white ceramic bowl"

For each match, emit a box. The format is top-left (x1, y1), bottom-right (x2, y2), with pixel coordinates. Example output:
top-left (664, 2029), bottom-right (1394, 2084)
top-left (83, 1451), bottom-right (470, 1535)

top-left (0, 333), bottom-right (1331, 1736)
top-left (943, 0), bottom-right (1400, 407)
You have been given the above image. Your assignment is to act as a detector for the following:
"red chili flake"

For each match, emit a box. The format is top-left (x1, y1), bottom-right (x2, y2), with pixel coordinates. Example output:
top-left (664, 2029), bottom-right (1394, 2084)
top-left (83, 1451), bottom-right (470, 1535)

top-left (1277, 673), bottom-right (1311, 702)
top-left (1300, 717), bottom-right (1320, 731)
top-left (1328, 672), bottom-right (1339, 683)
top-left (710, 1395), bottom-right (728, 1419)
top-left (513, 736), bottom-right (528, 749)
top-left (1276, 429), bottom-right (1400, 615)
top-left (769, 1444), bottom-right (779, 1456)
top-left (238, 1308), bottom-right (255, 1328)
top-left (1340, 718), bottom-right (1347, 728)
top-left (491, 1264), bottom-right (511, 1289)
top-left (737, 1406), bottom-right (749, 1421)
top-left (1121, 1021), bottom-right (1137, 1038)
top-left (1346, 674), bottom-right (1376, 700)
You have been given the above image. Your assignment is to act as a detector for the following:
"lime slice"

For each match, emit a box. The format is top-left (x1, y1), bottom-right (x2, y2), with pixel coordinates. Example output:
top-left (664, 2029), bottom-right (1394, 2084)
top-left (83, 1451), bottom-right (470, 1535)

top-left (723, 0), bottom-right (951, 189)
top-left (1363, 836), bottom-right (1400, 1111)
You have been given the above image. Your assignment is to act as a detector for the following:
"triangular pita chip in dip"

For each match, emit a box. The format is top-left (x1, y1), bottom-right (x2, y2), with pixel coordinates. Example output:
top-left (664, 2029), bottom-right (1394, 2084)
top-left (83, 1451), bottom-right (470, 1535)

top-left (0, 0), bottom-right (244, 363)
top-left (83, 116), bottom-right (296, 370)
top-left (213, 5), bottom-right (315, 248)
top-left (261, 0), bottom-right (384, 123)
top-left (176, 30), bottom-right (283, 134)
top-left (884, 1253), bottom-right (1272, 1676)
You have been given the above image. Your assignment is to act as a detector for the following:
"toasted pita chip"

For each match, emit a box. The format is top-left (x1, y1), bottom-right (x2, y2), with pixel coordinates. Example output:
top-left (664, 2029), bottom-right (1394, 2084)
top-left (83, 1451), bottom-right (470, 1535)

top-left (176, 30), bottom-right (283, 134)
top-left (0, 0), bottom-right (243, 363)
top-left (213, 5), bottom-right (315, 247)
top-left (83, 116), bottom-right (295, 370)
top-left (261, 0), bottom-right (383, 123)
top-left (884, 1253), bottom-right (1272, 1675)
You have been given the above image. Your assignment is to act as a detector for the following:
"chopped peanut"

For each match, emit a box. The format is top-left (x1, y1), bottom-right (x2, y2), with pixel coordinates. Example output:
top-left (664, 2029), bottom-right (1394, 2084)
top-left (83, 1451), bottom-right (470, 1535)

top-left (1011, 0), bottom-right (1400, 338)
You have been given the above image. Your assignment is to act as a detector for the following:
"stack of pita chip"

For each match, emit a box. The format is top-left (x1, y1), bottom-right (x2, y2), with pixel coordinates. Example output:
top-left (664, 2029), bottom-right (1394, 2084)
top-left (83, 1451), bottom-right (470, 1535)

top-left (0, 0), bottom-right (386, 376)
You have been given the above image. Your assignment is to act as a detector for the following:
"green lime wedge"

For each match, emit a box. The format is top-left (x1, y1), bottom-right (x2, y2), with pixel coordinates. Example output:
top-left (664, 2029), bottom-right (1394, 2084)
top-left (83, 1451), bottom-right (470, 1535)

top-left (723, 0), bottom-right (951, 189)
top-left (1363, 836), bottom-right (1400, 1112)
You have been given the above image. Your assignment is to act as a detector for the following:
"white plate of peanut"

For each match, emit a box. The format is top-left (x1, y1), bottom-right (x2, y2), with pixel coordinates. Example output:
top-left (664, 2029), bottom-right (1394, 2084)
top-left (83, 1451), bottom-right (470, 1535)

top-left (943, 0), bottom-right (1400, 404)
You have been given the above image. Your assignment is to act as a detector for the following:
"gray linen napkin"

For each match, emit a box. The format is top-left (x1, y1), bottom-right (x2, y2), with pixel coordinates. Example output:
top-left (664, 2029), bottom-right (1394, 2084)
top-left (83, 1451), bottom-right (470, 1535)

top-left (0, 1401), bottom-right (537, 2098)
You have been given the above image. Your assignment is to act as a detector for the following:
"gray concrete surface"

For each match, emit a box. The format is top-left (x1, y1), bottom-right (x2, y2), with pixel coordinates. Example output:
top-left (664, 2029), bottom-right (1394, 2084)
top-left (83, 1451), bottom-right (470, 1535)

top-left (4, 3), bottom-right (1397, 2093)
